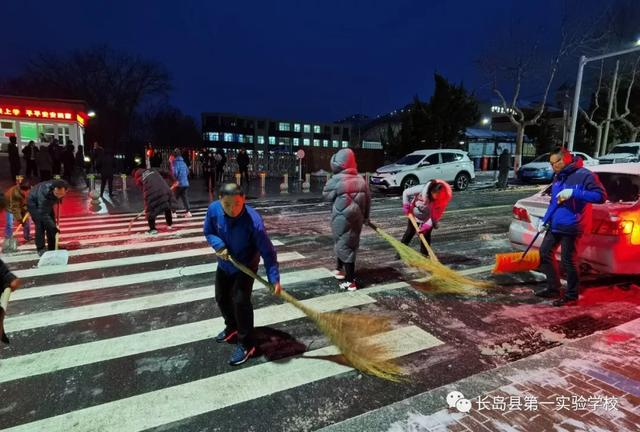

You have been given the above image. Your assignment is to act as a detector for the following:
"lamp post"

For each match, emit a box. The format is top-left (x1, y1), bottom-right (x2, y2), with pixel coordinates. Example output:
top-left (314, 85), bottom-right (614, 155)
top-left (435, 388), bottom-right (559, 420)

top-left (567, 43), bottom-right (640, 151)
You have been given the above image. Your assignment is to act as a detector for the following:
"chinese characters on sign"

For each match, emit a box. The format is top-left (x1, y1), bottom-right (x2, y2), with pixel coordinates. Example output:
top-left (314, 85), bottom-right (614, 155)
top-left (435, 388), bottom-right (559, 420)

top-left (0, 106), bottom-right (75, 121)
top-left (476, 395), bottom-right (618, 412)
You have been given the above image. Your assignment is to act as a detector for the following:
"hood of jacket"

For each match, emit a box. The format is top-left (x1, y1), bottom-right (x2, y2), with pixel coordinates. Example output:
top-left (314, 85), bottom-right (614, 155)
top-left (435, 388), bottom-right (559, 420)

top-left (330, 149), bottom-right (357, 174)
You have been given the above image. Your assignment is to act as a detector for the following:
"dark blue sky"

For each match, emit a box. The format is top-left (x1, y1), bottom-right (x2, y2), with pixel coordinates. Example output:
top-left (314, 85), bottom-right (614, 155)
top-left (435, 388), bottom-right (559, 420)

top-left (6, 0), bottom-right (596, 122)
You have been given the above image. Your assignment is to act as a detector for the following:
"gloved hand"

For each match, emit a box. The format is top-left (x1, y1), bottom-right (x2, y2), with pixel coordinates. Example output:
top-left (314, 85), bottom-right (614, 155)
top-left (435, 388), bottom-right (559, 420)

top-left (419, 219), bottom-right (433, 234)
top-left (215, 248), bottom-right (230, 260)
top-left (402, 203), bottom-right (412, 216)
top-left (432, 220), bottom-right (439, 229)
top-left (537, 220), bottom-right (549, 233)
top-left (557, 189), bottom-right (573, 203)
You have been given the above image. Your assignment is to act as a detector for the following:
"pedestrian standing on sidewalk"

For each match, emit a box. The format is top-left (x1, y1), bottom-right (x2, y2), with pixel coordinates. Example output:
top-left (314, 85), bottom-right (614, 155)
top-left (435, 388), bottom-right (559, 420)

top-left (204, 182), bottom-right (282, 366)
top-left (322, 148), bottom-right (371, 291)
top-left (237, 147), bottom-right (250, 185)
top-left (535, 147), bottom-right (606, 307)
top-left (36, 142), bottom-right (53, 181)
top-left (27, 179), bottom-right (69, 256)
top-left (401, 179), bottom-right (453, 256)
top-left (133, 168), bottom-right (174, 235)
top-left (100, 150), bottom-right (115, 198)
top-left (497, 148), bottom-right (510, 189)
top-left (4, 180), bottom-right (32, 244)
top-left (171, 148), bottom-right (192, 217)
top-left (8, 136), bottom-right (21, 182)
top-left (62, 142), bottom-right (76, 183)
top-left (74, 145), bottom-right (90, 189)
top-left (22, 140), bottom-right (39, 179)
top-left (215, 149), bottom-right (226, 183)
top-left (203, 150), bottom-right (215, 192)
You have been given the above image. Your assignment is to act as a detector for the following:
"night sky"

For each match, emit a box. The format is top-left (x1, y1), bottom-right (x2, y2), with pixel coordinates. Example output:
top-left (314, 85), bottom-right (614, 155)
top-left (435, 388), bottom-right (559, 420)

top-left (5, 0), bottom-right (602, 123)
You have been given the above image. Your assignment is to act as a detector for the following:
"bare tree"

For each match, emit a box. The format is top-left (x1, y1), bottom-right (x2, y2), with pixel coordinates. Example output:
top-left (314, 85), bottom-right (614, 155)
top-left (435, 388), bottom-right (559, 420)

top-left (613, 55), bottom-right (640, 142)
top-left (580, 60), bottom-right (617, 156)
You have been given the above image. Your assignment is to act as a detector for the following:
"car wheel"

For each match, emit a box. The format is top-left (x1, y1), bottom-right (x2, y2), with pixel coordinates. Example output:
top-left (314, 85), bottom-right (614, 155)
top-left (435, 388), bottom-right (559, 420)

top-left (454, 172), bottom-right (470, 191)
top-left (401, 175), bottom-right (419, 190)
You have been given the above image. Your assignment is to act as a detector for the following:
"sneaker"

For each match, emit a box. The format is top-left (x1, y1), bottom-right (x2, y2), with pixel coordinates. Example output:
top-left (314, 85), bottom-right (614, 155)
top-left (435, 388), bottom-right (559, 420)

top-left (333, 270), bottom-right (345, 280)
top-left (215, 329), bottom-right (238, 343)
top-left (37, 249), bottom-right (46, 257)
top-left (229, 344), bottom-right (256, 366)
top-left (552, 297), bottom-right (578, 307)
top-left (184, 211), bottom-right (192, 218)
top-left (146, 229), bottom-right (158, 236)
top-left (339, 281), bottom-right (357, 291)
top-left (166, 225), bottom-right (174, 231)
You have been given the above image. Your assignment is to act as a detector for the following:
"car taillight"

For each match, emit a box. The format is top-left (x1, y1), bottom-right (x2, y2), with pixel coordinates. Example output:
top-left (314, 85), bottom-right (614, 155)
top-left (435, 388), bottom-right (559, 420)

top-left (592, 219), bottom-right (634, 236)
top-left (512, 206), bottom-right (531, 222)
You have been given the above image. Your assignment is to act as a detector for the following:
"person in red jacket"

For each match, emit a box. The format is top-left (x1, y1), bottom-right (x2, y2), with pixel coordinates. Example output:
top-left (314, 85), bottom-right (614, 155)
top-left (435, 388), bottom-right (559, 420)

top-left (401, 179), bottom-right (453, 256)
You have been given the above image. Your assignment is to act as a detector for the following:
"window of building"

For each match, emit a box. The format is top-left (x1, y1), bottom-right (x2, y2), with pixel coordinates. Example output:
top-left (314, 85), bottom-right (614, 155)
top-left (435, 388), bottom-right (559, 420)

top-left (279, 122), bottom-right (291, 131)
top-left (303, 138), bottom-right (310, 146)
top-left (332, 140), bottom-right (339, 148)
top-left (224, 133), bottom-right (233, 142)
top-left (323, 139), bottom-right (329, 147)
top-left (269, 136), bottom-right (276, 145)
top-left (313, 125), bottom-right (321, 134)
top-left (333, 127), bottom-right (340, 134)
top-left (257, 136), bottom-right (265, 144)
top-left (313, 139), bottom-right (320, 147)
top-left (246, 135), bottom-right (254, 144)
top-left (279, 137), bottom-right (291, 146)
top-left (293, 138), bottom-right (300, 146)
top-left (304, 124), bottom-right (311, 133)
top-left (20, 122), bottom-right (38, 143)
top-left (210, 132), bottom-right (219, 141)
top-left (237, 134), bottom-right (244, 143)
top-left (342, 140), bottom-right (349, 148)
top-left (294, 123), bottom-right (301, 132)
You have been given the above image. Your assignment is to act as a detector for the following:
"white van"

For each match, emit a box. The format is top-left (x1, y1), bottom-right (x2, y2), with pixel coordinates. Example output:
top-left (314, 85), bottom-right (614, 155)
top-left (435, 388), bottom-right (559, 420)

top-left (370, 149), bottom-right (476, 191)
top-left (599, 143), bottom-right (640, 165)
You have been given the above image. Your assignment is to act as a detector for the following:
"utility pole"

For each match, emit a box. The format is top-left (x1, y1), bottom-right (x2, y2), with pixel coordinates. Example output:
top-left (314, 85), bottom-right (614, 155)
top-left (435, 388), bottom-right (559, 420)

top-left (600, 60), bottom-right (619, 156)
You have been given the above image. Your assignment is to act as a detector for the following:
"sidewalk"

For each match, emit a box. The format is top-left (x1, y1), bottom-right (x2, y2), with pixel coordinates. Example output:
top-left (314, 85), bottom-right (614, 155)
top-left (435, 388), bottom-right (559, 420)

top-left (322, 317), bottom-right (640, 432)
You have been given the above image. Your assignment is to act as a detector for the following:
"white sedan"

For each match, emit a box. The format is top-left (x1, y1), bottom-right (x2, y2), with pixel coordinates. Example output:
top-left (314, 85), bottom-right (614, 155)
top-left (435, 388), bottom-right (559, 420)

top-left (509, 163), bottom-right (640, 275)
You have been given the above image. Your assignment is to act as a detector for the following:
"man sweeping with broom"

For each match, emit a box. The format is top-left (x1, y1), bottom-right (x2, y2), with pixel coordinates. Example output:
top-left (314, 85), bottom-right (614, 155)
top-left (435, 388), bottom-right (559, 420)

top-left (401, 179), bottom-right (452, 257)
top-left (27, 179), bottom-right (69, 257)
top-left (535, 147), bottom-right (606, 307)
top-left (204, 183), bottom-right (282, 366)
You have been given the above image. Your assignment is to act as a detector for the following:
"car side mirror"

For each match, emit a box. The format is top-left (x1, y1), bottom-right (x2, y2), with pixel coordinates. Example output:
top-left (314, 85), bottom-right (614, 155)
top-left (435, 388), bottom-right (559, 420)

top-left (418, 162), bottom-right (430, 167)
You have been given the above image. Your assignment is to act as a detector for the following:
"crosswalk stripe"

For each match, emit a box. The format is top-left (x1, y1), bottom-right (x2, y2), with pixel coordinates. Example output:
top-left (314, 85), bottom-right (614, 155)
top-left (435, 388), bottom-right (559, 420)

top-left (11, 252), bottom-right (306, 301)
top-left (0, 289), bottom-right (384, 384)
top-left (3, 326), bottom-right (440, 432)
top-left (5, 267), bottom-right (334, 332)
top-left (55, 219), bottom-right (205, 237)
top-left (59, 211), bottom-right (207, 228)
top-left (59, 207), bottom-right (209, 222)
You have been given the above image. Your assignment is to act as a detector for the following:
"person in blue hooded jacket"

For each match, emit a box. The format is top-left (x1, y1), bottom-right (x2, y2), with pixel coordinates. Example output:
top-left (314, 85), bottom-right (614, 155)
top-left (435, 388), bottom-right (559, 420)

top-left (172, 148), bottom-right (192, 217)
top-left (535, 147), bottom-right (606, 307)
top-left (204, 182), bottom-right (282, 366)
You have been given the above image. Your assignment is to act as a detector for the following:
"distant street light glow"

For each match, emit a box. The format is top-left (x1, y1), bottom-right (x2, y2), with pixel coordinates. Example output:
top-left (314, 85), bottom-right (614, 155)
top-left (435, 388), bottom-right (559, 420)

top-left (87, 110), bottom-right (96, 118)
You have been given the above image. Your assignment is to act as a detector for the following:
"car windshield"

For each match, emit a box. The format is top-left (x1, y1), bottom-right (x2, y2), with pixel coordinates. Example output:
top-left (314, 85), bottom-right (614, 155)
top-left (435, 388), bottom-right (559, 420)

top-left (610, 145), bottom-right (639, 154)
top-left (395, 154), bottom-right (425, 165)
top-left (599, 173), bottom-right (640, 203)
top-left (531, 153), bottom-right (550, 163)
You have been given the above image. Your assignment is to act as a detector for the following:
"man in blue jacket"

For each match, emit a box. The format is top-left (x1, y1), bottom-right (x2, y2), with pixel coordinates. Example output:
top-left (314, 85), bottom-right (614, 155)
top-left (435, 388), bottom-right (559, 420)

top-left (536, 147), bottom-right (606, 306)
top-left (204, 182), bottom-right (282, 365)
top-left (172, 148), bottom-right (192, 218)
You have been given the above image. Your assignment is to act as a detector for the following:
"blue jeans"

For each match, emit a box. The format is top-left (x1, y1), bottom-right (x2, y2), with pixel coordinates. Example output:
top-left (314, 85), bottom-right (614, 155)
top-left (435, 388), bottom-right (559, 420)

top-left (5, 213), bottom-right (32, 240)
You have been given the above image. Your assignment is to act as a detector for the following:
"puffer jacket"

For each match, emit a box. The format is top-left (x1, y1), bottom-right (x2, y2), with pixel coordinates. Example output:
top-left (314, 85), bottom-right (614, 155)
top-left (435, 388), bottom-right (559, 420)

top-left (4, 186), bottom-right (28, 220)
top-left (322, 148), bottom-right (371, 263)
top-left (172, 156), bottom-right (190, 187)
top-left (133, 169), bottom-right (174, 218)
top-left (27, 181), bottom-right (61, 231)
top-left (542, 157), bottom-right (606, 235)
top-left (402, 179), bottom-right (453, 224)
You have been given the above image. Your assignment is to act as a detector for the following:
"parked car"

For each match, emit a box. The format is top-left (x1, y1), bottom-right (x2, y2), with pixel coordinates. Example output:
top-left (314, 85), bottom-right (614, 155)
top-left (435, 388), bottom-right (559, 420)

top-left (509, 163), bottom-right (640, 275)
top-left (370, 149), bottom-right (475, 191)
top-left (517, 151), bottom-right (598, 183)
top-left (599, 142), bottom-right (640, 165)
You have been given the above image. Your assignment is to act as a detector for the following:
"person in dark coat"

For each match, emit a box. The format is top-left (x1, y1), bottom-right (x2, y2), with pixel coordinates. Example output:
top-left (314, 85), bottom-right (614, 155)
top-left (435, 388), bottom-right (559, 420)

top-left (497, 148), bottom-right (510, 189)
top-left (132, 168), bottom-right (174, 234)
top-left (100, 150), bottom-right (115, 198)
top-left (171, 148), bottom-right (192, 217)
top-left (322, 148), bottom-right (371, 291)
top-left (535, 147), bottom-right (606, 307)
top-left (202, 150), bottom-right (215, 192)
top-left (74, 145), bottom-right (90, 189)
top-left (204, 182), bottom-right (282, 366)
top-left (8, 136), bottom-right (21, 182)
top-left (37, 143), bottom-right (53, 181)
top-left (27, 179), bottom-right (69, 256)
top-left (22, 140), bottom-right (39, 179)
top-left (236, 147), bottom-right (250, 185)
top-left (215, 149), bottom-right (227, 183)
top-left (49, 139), bottom-right (62, 176)
top-left (62, 142), bottom-right (76, 183)
top-left (92, 142), bottom-right (104, 174)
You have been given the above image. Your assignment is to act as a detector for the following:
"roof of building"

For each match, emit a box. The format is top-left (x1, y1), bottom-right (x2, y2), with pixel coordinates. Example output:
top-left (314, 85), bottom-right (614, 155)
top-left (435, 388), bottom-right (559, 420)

top-left (0, 94), bottom-right (87, 111)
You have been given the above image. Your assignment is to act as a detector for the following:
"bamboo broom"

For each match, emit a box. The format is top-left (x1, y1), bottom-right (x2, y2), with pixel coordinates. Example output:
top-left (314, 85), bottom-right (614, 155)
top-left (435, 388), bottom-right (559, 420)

top-left (368, 221), bottom-right (492, 295)
top-left (227, 256), bottom-right (406, 382)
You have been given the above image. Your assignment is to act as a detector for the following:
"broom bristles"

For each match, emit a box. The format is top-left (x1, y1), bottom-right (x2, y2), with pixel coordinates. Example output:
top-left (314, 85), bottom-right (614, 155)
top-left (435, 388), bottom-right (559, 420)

top-left (230, 258), bottom-right (406, 381)
top-left (371, 224), bottom-right (493, 295)
top-left (493, 250), bottom-right (540, 274)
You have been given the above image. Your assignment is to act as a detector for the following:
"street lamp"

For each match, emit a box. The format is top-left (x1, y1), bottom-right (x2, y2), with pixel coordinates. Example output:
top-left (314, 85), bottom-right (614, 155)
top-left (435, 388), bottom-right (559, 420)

top-left (481, 117), bottom-right (490, 126)
top-left (87, 110), bottom-right (96, 118)
top-left (567, 43), bottom-right (640, 150)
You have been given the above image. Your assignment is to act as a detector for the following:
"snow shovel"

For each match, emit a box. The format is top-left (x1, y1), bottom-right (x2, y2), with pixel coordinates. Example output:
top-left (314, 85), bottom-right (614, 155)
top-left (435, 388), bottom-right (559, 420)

top-left (407, 213), bottom-right (440, 263)
top-left (1, 286), bottom-right (13, 344)
top-left (2, 212), bottom-right (30, 253)
top-left (37, 204), bottom-right (68, 267)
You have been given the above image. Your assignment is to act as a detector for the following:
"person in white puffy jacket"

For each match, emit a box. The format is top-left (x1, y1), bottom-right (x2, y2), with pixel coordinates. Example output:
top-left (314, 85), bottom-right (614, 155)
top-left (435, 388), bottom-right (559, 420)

top-left (400, 179), bottom-right (452, 256)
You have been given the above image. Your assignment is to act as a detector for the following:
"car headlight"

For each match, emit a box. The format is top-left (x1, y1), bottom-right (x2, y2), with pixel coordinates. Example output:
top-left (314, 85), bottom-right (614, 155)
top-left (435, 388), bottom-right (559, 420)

top-left (387, 170), bottom-right (400, 175)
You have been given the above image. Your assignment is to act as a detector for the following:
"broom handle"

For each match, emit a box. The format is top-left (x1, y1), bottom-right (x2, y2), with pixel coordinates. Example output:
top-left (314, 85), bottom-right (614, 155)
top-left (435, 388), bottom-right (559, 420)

top-left (0, 287), bottom-right (11, 312)
top-left (12, 212), bottom-right (30, 236)
top-left (520, 206), bottom-right (559, 261)
top-left (407, 214), bottom-right (440, 263)
top-left (128, 210), bottom-right (145, 233)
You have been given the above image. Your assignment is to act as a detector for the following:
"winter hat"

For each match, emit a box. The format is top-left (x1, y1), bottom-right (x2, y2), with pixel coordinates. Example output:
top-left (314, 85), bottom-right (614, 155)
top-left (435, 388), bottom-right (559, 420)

top-left (51, 179), bottom-right (69, 189)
